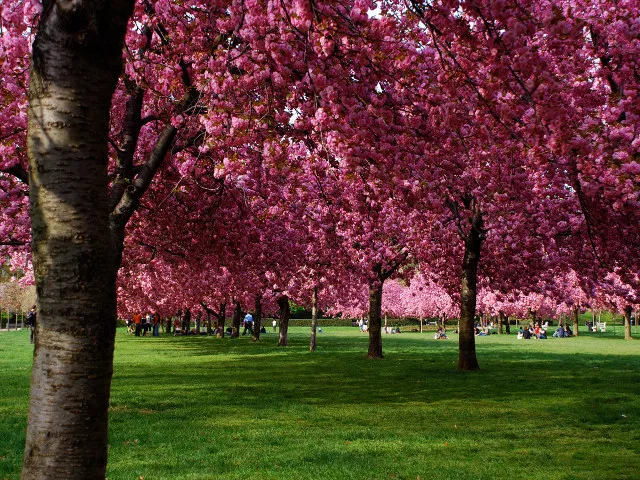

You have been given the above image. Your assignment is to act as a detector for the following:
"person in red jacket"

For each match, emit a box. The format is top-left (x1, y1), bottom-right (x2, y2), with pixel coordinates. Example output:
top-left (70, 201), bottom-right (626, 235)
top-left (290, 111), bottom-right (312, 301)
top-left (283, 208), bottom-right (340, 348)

top-left (133, 312), bottom-right (142, 337)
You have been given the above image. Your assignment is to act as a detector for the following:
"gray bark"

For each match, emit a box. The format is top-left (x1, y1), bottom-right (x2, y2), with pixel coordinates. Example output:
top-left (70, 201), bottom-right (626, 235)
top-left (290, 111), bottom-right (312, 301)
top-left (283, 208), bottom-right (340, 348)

top-left (23, 2), bottom-right (134, 479)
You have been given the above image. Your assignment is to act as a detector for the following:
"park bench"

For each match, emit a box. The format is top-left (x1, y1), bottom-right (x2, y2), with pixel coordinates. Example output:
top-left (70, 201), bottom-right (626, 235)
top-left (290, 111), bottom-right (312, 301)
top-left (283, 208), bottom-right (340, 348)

top-left (592, 322), bottom-right (606, 332)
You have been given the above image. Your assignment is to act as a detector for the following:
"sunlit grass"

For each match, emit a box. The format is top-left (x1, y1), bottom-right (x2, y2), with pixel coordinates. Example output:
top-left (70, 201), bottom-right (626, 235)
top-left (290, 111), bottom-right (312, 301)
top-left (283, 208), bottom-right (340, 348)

top-left (1, 326), bottom-right (639, 479)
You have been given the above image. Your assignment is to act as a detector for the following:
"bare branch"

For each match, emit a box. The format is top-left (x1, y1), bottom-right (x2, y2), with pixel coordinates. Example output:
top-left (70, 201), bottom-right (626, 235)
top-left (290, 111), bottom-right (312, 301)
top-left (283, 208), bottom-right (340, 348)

top-left (0, 127), bottom-right (26, 142)
top-left (0, 240), bottom-right (27, 246)
top-left (2, 164), bottom-right (29, 185)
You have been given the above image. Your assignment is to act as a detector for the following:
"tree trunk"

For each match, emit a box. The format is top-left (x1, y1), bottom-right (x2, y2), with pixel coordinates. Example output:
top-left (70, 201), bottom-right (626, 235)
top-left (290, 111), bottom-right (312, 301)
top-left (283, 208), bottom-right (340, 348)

top-left (505, 314), bottom-right (510, 334)
top-left (498, 311), bottom-right (504, 334)
top-left (572, 307), bottom-right (580, 337)
top-left (623, 305), bottom-right (633, 340)
top-left (23, 3), bottom-right (134, 479)
top-left (231, 301), bottom-right (241, 338)
top-left (458, 227), bottom-right (482, 371)
top-left (251, 295), bottom-right (262, 342)
top-left (368, 280), bottom-right (384, 358)
top-left (216, 302), bottom-right (226, 338)
top-left (310, 286), bottom-right (318, 352)
top-left (277, 295), bottom-right (290, 346)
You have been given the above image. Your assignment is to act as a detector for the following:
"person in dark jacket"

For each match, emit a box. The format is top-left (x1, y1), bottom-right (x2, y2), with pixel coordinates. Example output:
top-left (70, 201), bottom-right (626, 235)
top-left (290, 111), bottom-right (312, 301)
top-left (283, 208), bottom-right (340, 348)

top-left (26, 305), bottom-right (37, 344)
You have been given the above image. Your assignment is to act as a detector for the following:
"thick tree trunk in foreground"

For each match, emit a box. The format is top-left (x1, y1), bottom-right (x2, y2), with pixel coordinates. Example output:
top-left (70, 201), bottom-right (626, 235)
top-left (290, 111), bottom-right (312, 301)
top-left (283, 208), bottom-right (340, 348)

top-left (310, 286), bottom-right (318, 352)
top-left (251, 295), bottom-right (262, 342)
top-left (368, 281), bottom-right (384, 358)
top-left (458, 227), bottom-right (482, 371)
top-left (498, 311), bottom-right (504, 334)
top-left (231, 302), bottom-right (241, 337)
top-left (23, 3), bottom-right (134, 479)
top-left (623, 305), bottom-right (633, 340)
top-left (277, 295), bottom-right (290, 346)
top-left (572, 307), bottom-right (580, 337)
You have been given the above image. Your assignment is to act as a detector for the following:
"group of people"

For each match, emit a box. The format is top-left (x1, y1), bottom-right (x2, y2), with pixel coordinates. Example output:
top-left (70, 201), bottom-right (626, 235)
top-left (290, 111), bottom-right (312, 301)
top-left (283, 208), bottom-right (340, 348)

top-left (127, 308), bottom-right (208, 337)
top-left (126, 308), bottom-right (279, 338)
top-left (384, 325), bottom-right (402, 334)
top-left (129, 312), bottom-right (162, 337)
top-left (552, 324), bottom-right (574, 338)
top-left (516, 322), bottom-right (567, 339)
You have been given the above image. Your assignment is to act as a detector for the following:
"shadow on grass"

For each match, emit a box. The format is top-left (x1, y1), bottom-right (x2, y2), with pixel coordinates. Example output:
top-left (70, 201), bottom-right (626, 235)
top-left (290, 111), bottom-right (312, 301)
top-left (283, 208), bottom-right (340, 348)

top-left (3, 329), bottom-right (639, 479)
top-left (102, 330), bottom-right (640, 479)
top-left (111, 330), bottom-right (640, 416)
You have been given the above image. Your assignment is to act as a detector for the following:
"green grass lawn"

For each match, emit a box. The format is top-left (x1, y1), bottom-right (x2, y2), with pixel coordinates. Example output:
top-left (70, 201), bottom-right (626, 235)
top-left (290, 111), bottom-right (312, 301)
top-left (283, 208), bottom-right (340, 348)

top-left (1, 326), bottom-right (639, 479)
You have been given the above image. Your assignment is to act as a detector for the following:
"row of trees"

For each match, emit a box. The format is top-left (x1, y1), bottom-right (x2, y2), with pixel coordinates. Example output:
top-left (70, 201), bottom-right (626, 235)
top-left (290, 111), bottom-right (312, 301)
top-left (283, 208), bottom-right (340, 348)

top-left (1, 0), bottom-right (639, 478)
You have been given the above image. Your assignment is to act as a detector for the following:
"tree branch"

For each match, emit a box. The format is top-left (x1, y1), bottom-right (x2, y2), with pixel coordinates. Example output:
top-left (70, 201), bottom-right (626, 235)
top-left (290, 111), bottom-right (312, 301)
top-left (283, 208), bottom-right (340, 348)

top-left (2, 164), bottom-right (29, 185)
top-left (0, 240), bottom-right (27, 246)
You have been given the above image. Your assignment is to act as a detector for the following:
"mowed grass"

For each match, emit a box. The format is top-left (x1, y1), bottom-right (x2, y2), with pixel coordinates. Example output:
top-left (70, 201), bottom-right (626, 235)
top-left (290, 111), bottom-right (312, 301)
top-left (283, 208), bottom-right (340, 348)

top-left (1, 326), bottom-right (639, 480)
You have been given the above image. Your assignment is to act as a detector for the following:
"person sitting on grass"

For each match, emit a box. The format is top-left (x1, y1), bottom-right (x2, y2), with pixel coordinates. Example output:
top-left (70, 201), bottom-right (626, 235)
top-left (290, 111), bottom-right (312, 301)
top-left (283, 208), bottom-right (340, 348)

top-left (475, 325), bottom-right (489, 336)
top-left (565, 325), bottom-right (573, 337)
top-left (553, 325), bottom-right (565, 338)
top-left (435, 327), bottom-right (448, 339)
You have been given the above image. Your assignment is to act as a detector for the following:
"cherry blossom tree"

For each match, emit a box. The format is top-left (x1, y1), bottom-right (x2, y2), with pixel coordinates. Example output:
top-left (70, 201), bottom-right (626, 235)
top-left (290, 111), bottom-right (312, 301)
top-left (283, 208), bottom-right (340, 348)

top-left (2, 0), bottom-right (640, 476)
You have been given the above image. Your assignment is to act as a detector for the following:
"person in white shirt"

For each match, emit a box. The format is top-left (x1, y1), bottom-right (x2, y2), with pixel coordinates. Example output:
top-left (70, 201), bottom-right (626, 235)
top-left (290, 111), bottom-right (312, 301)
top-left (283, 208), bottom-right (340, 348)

top-left (243, 313), bottom-right (253, 336)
